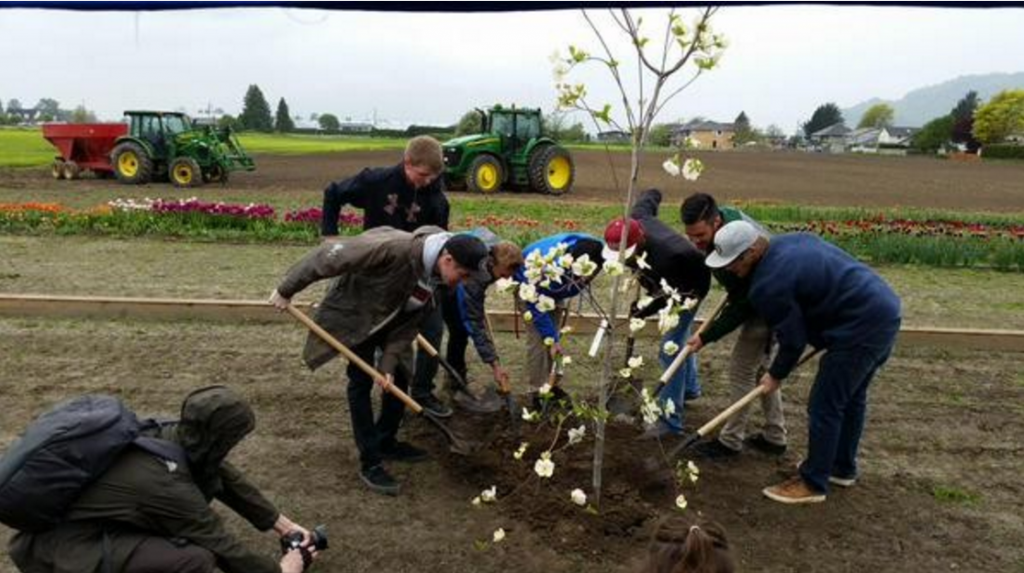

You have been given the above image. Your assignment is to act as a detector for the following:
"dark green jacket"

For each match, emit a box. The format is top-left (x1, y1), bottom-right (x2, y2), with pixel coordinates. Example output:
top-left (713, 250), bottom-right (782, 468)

top-left (9, 388), bottom-right (282, 573)
top-left (700, 206), bottom-right (771, 345)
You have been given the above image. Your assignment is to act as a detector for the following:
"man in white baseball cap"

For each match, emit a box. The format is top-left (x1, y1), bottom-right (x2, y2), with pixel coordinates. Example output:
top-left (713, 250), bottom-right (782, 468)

top-left (704, 219), bottom-right (760, 270)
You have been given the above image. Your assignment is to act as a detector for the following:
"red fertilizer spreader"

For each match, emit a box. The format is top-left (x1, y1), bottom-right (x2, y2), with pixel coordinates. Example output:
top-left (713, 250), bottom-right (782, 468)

top-left (41, 123), bottom-right (128, 180)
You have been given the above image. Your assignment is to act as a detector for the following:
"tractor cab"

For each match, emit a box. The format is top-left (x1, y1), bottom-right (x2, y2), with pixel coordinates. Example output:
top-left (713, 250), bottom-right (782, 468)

top-left (124, 111), bottom-right (192, 159)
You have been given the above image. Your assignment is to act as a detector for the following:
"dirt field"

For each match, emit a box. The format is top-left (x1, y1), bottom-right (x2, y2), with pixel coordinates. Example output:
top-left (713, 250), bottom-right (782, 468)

top-left (2, 149), bottom-right (1023, 572)
top-left (4, 148), bottom-right (1024, 212)
top-left (1, 318), bottom-right (1022, 572)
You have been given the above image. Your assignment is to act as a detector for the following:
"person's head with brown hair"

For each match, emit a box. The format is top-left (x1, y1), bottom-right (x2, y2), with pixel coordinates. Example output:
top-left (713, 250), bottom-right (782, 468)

top-left (490, 241), bottom-right (524, 280)
top-left (640, 515), bottom-right (734, 573)
top-left (403, 136), bottom-right (444, 189)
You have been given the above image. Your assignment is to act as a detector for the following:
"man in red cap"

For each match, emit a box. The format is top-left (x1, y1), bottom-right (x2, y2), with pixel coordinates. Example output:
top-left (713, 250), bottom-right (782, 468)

top-left (604, 189), bottom-right (710, 437)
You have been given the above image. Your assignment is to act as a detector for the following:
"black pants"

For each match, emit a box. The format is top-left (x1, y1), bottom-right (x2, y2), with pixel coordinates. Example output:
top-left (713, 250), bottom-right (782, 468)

top-left (440, 289), bottom-right (470, 381)
top-left (411, 304), bottom-right (444, 399)
top-left (347, 335), bottom-right (411, 469)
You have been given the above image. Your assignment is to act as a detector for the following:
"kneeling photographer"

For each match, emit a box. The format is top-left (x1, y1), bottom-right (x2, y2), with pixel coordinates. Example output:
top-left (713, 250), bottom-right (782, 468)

top-left (6, 386), bottom-right (323, 573)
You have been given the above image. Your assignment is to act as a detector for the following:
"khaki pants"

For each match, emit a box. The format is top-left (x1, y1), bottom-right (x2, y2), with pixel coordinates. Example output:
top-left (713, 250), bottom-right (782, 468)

top-left (524, 304), bottom-right (567, 389)
top-left (717, 316), bottom-right (788, 450)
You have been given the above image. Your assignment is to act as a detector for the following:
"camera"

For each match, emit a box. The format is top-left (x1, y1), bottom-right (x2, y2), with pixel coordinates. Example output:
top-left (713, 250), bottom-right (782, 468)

top-left (280, 524), bottom-right (329, 554)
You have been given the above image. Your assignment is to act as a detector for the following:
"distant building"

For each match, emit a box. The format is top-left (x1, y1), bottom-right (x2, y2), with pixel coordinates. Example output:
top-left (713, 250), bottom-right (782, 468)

top-left (338, 121), bottom-right (374, 134)
top-left (809, 122), bottom-right (851, 153)
top-left (672, 119), bottom-right (735, 150)
top-left (596, 130), bottom-right (630, 143)
top-left (847, 126), bottom-right (920, 154)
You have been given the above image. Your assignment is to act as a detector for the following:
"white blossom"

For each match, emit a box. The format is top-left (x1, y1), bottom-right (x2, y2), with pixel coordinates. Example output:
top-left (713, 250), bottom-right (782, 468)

top-left (628, 355), bottom-right (644, 369)
top-left (522, 311), bottom-right (533, 323)
top-left (495, 277), bottom-right (518, 294)
top-left (629, 318), bottom-right (647, 334)
top-left (471, 496), bottom-right (482, 506)
top-left (682, 158), bottom-right (704, 181)
top-left (538, 382), bottom-right (553, 396)
top-left (682, 297), bottom-right (699, 312)
top-left (662, 157), bottom-right (681, 177)
top-left (603, 260), bottom-right (625, 277)
top-left (536, 295), bottom-right (556, 313)
top-left (562, 355), bottom-right (573, 365)
top-left (567, 424), bottom-right (586, 445)
top-left (619, 367), bottom-right (632, 379)
top-left (658, 306), bottom-right (681, 334)
top-left (571, 488), bottom-right (587, 507)
top-left (542, 337), bottom-right (555, 347)
top-left (687, 460), bottom-right (700, 483)
top-left (521, 408), bottom-right (539, 422)
top-left (481, 485), bottom-right (497, 503)
top-left (513, 442), bottom-right (529, 460)
top-left (663, 399), bottom-right (676, 417)
top-left (571, 254), bottom-right (598, 278)
top-left (640, 388), bottom-right (663, 425)
top-left (534, 452), bottom-right (555, 478)
top-left (493, 528), bottom-right (506, 543)
top-left (518, 283), bottom-right (539, 304)
top-left (636, 251), bottom-right (651, 270)
top-left (636, 295), bottom-right (654, 311)
top-left (675, 494), bottom-right (688, 510)
top-left (663, 341), bottom-right (680, 356)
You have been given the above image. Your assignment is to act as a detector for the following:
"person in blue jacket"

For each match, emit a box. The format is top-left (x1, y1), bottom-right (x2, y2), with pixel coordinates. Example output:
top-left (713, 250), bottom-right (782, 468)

top-left (707, 221), bottom-right (901, 505)
top-left (514, 233), bottom-right (604, 392)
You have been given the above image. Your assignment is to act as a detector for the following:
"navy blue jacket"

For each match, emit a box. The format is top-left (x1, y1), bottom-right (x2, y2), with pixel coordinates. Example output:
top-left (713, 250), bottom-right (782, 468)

top-left (514, 233), bottom-right (600, 343)
top-left (748, 233), bottom-right (901, 380)
top-left (321, 163), bottom-right (449, 235)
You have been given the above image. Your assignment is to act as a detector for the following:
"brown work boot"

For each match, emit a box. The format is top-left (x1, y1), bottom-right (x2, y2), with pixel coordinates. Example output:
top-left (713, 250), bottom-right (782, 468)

top-left (762, 476), bottom-right (826, 505)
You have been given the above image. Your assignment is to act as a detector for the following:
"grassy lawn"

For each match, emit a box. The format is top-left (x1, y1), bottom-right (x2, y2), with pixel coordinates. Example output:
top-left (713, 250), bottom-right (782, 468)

top-left (0, 127), bottom-right (56, 167)
top-left (237, 133), bottom-right (408, 155)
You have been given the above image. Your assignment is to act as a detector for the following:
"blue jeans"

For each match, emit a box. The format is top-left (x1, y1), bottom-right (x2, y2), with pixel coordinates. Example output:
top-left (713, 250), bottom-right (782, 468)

top-left (799, 321), bottom-right (900, 493)
top-left (656, 309), bottom-right (700, 433)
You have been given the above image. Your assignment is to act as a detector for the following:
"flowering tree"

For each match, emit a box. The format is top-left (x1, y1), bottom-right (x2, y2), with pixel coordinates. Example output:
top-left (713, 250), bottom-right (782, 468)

top-left (554, 7), bottom-right (724, 506)
top-left (468, 8), bottom-right (725, 545)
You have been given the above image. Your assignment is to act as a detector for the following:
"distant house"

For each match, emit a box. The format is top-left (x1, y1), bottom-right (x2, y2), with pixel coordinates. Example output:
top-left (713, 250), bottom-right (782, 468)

top-left (673, 119), bottom-right (736, 150)
top-left (597, 130), bottom-right (631, 143)
top-left (337, 121), bottom-right (373, 133)
top-left (847, 126), bottom-right (919, 154)
top-left (809, 122), bottom-right (851, 153)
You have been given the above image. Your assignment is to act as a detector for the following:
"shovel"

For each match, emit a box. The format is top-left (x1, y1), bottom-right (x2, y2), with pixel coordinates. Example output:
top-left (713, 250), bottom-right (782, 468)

top-left (658, 295), bottom-right (729, 385)
top-left (285, 305), bottom-right (481, 456)
top-left (646, 347), bottom-right (822, 473)
top-left (415, 334), bottom-right (503, 414)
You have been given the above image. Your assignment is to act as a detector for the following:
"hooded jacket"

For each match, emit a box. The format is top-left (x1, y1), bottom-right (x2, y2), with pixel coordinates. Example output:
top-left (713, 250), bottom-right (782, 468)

top-left (8, 386), bottom-right (281, 573)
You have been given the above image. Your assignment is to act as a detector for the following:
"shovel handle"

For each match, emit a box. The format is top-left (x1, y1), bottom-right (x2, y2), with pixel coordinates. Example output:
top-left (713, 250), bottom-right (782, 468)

top-left (416, 334), bottom-right (470, 391)
top-left (286, 304), bottom-right (422, 414)
top-left (659, 295), bottom-right (729, 384)
top-left (695, 347), bottom-right (823, 439)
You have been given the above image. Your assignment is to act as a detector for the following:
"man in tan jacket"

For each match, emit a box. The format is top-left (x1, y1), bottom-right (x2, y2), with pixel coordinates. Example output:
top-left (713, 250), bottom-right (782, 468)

top-left (270, 226), bottom-right (489, 495)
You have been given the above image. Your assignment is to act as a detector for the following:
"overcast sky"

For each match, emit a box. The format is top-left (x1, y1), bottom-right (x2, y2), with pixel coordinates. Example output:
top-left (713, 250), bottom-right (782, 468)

top-left (2, 4), bottom-right (1023, 134)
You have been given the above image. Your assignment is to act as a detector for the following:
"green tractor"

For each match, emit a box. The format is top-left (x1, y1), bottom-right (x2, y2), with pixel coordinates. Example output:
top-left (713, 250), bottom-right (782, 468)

top-left (442, 105), bottom-right (575, 195)
top-left (110, 111), bottom-right (255, 187)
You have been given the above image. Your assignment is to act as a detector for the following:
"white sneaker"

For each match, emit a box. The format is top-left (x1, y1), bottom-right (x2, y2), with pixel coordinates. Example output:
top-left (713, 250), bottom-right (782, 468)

top-left (829, 475), bottom-right (857, 488)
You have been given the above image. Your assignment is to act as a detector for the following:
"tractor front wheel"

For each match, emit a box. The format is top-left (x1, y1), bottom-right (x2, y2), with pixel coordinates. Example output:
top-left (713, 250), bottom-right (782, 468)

top-left (111, 142), bottom-right (154, 185)
top-left (203, 163), bottom-right (229, 185)
top-left (528, 145), bottom-right (574, 195)
top-left (467, 155), bottom-right (503, 194)
top-left (170, 157), bottom-right (204, 188)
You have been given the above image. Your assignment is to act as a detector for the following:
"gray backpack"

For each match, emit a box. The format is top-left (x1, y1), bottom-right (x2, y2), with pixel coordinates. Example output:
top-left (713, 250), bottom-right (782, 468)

top-left (0, 394), bottom-right (184, 532)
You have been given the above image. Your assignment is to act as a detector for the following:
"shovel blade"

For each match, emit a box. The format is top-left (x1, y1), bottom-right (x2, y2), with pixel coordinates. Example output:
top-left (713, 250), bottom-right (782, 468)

top-left (421, 411), bottom-right (481, 456)
top-left (452, 387), bottom-right (504, 414)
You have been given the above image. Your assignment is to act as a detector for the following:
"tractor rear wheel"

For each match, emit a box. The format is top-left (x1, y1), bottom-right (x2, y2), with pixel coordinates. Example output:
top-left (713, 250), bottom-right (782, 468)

top-left (467, 155), bottom-right (503, 194)
top-left (51, 160), bottom-right (65, 180)
top-left (170, 157), bottom-right (204, 188)
top-left (111, 142), bottom-right (154, 185)
top-left (61, 161), bottom-right (80, 180)
top-left (528, 145), bottom-right (574, 195)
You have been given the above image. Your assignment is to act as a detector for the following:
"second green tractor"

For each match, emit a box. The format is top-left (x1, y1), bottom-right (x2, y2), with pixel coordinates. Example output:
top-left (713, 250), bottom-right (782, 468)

top-left (442, 105), bottom-right (575, 195)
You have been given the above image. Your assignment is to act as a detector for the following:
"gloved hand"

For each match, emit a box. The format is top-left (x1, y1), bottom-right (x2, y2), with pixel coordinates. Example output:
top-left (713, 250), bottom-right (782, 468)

top-left (269, 289), bottom-right (291, 310)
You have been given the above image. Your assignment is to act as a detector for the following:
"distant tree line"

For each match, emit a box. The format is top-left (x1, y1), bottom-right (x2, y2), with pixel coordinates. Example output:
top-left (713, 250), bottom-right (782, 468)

top-left (0, 97), bottom-right (97, 125)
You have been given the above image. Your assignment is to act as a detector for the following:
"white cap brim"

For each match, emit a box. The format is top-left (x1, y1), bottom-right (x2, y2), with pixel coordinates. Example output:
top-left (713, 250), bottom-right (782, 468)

top-left (705, 250), bottom-right (738, 269)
